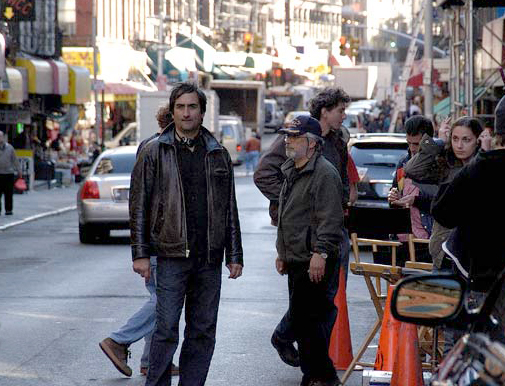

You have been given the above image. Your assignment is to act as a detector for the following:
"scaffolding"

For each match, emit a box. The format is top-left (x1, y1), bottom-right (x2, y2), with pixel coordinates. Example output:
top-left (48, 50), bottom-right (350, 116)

top-left (437, 0), bottom-right (504, 118)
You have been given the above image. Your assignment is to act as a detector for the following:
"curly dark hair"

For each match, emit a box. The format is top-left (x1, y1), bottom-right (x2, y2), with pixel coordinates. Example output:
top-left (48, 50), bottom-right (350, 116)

top-left (436, 116), bottom-right (483, 181)
top-left (308, 87), bottom-right (351, 120)
top-left (404, 115), bottom-right (434, 137)
top-left (169, 82), bottom-right (207, 115)
top-left (156, 104), bottom-right (172, 129)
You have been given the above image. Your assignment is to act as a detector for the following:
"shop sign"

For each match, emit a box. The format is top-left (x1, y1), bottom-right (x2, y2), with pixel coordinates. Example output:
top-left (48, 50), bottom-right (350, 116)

top-left (2, 0), bottom-right (36, 22)
top-left (0, 109), bottom-right (31, 124)
top-left (62, 48), bottom-right (100, 76)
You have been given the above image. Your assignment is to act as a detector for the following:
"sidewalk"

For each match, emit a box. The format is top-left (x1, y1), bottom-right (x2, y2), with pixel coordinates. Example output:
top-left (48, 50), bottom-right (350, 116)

top-left (0, 184), bottom-right (79, 231)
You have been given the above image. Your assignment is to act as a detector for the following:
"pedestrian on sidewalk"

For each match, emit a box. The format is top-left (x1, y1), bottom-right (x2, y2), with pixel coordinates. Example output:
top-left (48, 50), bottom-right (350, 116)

top-left (0, 131), bottom-right (22, 215)
top-left (130, 82), bottom-right (243, 386)
top-left (254, 87), bottom-right (351, 368)
top-left (99, 106), bottom-right (179, 378)
top-left (245, 130), bottom-right (261, 175)
top-left (276, 115), bottom-right (343, 386)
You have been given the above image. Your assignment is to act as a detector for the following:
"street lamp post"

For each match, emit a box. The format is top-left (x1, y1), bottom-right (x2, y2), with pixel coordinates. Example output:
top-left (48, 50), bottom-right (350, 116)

top-left (92, 0), bottom-right (100, 145)
top-left (423, 0), bottom-right (433, 119)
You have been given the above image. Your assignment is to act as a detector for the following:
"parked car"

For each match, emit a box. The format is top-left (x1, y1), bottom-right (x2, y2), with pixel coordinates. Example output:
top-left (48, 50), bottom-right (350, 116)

top-left (264, 99), bottom-right (285, 132)
top-left (348, 133), bottom-right (408, 208)
top-left (104, 122), bottom-right (138, 149)
top-left (219, 115), bottom-right (246, 165)
top-left (77, 146), bottom-right (137, 243)
top-left (283, 110), bottom-right (310, 127)
top-left (343, 110), bottom-right (366, 134)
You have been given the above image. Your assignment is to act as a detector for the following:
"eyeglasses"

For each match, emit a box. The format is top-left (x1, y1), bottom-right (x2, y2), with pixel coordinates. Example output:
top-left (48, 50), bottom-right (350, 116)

top-left (284, 133), bottom-right (306, 140)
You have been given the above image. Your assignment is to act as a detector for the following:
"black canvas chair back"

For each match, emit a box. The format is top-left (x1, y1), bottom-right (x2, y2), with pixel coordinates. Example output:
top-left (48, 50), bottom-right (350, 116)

top-left (347, 206), bottom-right (412, 240)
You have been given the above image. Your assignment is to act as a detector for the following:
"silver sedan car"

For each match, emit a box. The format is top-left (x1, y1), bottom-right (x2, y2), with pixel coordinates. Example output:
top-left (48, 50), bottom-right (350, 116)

top-left (77, 146), bottom-right (137, 243)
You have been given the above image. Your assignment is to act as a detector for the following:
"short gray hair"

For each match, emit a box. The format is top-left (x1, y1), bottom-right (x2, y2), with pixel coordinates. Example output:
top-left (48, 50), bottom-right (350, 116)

top-left (306, 132), bottom-right (324, 145)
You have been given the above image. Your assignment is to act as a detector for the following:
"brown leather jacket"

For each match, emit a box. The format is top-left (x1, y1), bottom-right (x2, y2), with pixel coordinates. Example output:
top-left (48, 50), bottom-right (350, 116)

top-left (129, 124), bottom-right (243, 266)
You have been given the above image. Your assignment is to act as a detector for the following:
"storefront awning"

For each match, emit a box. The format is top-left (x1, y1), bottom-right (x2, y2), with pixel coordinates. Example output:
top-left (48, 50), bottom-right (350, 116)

top-left (15, 58), bottom-right (70, 95)
top-left (99, 81), bottom-right (156, 102)
top-left (48, 60), bottom-right (70, 95)
top-left (165, 47), bottom-right (198, 73)
top-left (62, 65), bottom-right (91, 104)
top-left (176, 33), bottom-right (216, 73)
top-left (0, 68), bottom-right (24, 104)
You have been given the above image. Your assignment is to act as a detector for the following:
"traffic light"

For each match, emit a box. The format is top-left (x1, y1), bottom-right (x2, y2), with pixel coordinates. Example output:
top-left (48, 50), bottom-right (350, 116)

top-left (350, 38), bottom-right (360, 57)
top-left (339, 36), bottom-right (347, 56)
top-left (244, 32), bottom-right (252, 53)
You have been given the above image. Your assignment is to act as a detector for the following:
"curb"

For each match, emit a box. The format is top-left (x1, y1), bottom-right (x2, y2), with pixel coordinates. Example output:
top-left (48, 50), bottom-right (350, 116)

top-left (0, 205), bottom-right (77, 231)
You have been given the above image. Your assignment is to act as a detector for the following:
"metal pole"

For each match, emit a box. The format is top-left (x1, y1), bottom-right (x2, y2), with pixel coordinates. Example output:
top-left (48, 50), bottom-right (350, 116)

top-left (423, 0), bottom-right (433, 119)
top-left (467, 0), bottom-right (474, 116)
top-left (157, 1), bottom-right (164, 85)
top-left (92, 0), bottom-right (100, 144)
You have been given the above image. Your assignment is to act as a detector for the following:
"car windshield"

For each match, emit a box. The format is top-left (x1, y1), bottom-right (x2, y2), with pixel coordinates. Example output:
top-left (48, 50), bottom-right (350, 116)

top-left (94, 153), bottom-right (136, 175)
top-left (265, 103), bottom-right (274, 113)
top-left (343, 115), bottom-right (357, 128)
top-left (351, 143), bottom-right (407, 168)
top-left (221, 124), bottom-right (236, 139)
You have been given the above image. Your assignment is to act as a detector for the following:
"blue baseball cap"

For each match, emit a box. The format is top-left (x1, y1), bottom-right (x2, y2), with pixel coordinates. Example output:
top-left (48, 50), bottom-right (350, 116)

top-left (279, 115), bottom-right (322, 138)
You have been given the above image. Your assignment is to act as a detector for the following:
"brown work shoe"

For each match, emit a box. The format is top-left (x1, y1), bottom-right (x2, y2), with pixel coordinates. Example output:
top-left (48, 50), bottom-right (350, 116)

top-left (140, 363), bottom-right (180, 377)
top-left (99, 338), bottom-right (132, 377)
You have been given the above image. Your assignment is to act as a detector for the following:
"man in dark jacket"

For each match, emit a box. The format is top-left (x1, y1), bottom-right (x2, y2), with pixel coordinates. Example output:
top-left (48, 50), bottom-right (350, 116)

top-left (276, 115), bottom-right (343, 386)
top-left (254, 87), bottom-right (350, 226)
top-left (387, 115), bottom-right (436, 263)
top-left (130, 82), bottom-right (243, 386)
top-left (254, 88), bottom-right (350, 367)
top-left (432, 96), bottom-right (505, 292)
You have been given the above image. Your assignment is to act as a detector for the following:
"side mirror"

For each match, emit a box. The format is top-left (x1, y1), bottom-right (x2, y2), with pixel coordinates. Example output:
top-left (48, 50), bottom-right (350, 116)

top-left (391, 274), bottom-right (467, 327)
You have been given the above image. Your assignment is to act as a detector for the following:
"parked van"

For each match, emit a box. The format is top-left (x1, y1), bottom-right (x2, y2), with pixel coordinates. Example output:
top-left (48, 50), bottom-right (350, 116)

top-left (264, 99), bottom-right (284, 132)
top-left (219, 115), bottom-right (246, 165)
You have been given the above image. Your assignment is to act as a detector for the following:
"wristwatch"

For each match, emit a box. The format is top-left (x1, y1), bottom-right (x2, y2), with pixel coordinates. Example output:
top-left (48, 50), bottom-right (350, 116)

top-left (319, 252), bottom-right (328, 259)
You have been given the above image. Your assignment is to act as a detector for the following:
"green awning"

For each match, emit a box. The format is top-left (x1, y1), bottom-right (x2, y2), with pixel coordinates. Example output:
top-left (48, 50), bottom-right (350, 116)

top-left (434, 87), bottom-right (486, 116)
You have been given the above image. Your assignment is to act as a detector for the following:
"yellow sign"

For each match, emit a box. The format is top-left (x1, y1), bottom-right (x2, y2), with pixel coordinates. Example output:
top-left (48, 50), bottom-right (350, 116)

top-left (4, 7), bottom-right (14, 19)
top-left (62, 48), bottom-right (100, 76)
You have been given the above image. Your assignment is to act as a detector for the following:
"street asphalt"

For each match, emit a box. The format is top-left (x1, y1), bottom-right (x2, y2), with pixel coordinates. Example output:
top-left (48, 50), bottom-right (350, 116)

top-left (0, 135), bottom-right (379, 385)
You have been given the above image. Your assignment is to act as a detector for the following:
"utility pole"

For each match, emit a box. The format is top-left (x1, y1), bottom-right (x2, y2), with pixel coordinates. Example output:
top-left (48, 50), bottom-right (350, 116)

top-left (423, 0), bottom-right (433, 119)
top-left (92, 0), bottom-right (100, 144)
top-left (157, 0), bottom-right (164, 85)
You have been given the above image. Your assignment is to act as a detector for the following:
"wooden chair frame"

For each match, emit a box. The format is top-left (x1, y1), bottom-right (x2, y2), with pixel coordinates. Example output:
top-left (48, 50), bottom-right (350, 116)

top-left (341, 207), bottom-right (433, 384)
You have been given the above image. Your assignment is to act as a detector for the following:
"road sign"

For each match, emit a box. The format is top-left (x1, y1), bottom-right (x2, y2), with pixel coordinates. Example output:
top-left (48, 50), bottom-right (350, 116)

top-left (1, 0), bottom-right (36, 22)
top-left (92, 79), bottom-right (105, 92)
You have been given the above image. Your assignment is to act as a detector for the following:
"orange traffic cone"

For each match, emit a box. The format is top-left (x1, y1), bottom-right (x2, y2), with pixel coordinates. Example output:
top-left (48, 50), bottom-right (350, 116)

top-left (329, 265), bottom-right (353, 370)
top-left (391, 322), bottom-right (424, 386)
top-left (374, 285), bottom-right (401, 371)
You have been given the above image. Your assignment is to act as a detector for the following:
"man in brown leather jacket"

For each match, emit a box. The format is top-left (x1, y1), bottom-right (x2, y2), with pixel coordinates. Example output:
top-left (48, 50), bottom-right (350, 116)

top-left (129, 82), bottom-right (243, 386)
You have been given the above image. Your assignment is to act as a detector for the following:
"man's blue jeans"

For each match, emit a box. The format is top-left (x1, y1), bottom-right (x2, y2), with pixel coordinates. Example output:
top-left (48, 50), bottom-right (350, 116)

top-left (245, 151), bottom-right (260, 174)
top-left (110, 257), bottom-right (157, 367)
top-left (146, 256), bottom-right (222, 386)
top-left (274, 231), bottom-right (350, 342)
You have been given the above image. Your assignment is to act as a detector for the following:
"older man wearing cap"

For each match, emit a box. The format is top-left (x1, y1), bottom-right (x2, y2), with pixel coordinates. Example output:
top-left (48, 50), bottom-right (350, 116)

top-left (276, 115), bottom-right (343, 386)
top-left (431, 96), bottom-right (505, 294)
